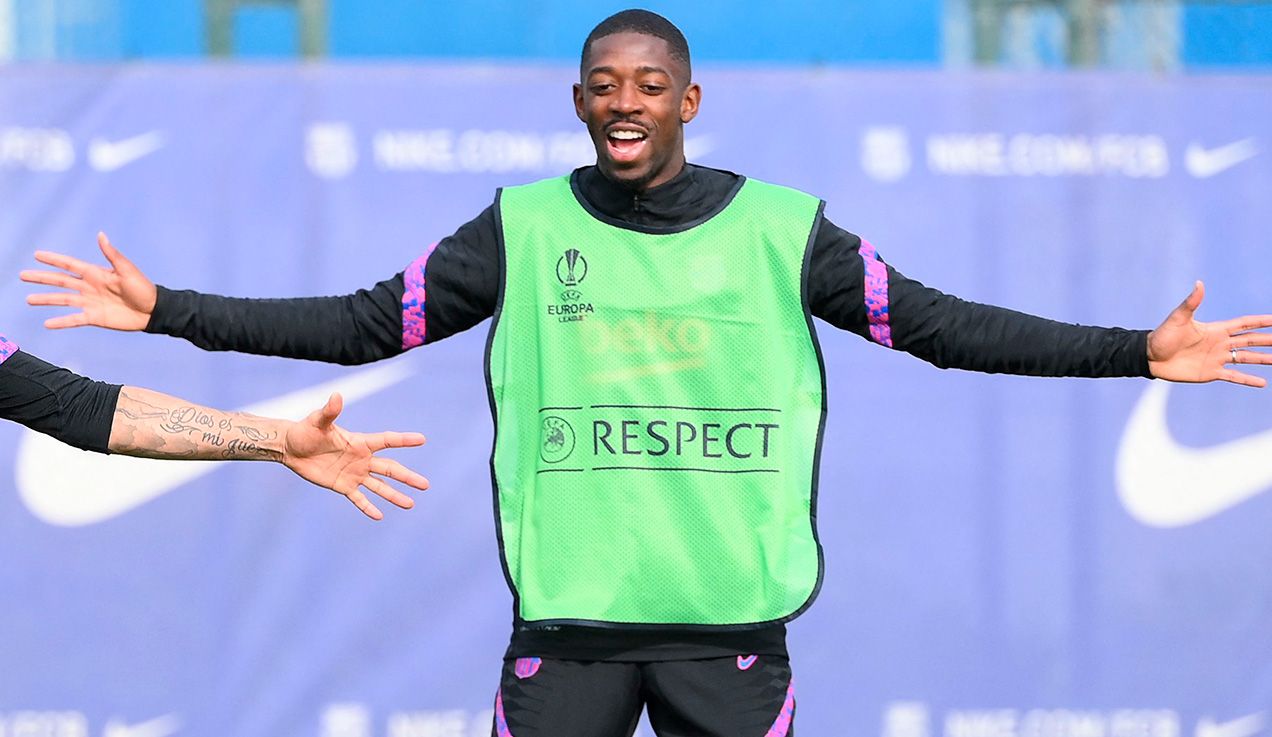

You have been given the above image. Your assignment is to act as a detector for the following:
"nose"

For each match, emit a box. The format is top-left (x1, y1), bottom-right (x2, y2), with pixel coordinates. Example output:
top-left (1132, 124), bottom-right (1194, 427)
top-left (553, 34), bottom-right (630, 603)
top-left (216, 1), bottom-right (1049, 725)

top-left (609, 81), bottom-right (644, 116)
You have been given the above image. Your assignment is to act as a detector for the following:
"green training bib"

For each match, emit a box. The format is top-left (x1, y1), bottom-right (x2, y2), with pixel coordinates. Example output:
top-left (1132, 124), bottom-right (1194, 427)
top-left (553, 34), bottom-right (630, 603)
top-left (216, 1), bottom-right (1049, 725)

top-left (488, 173), bottom-right (826, 627)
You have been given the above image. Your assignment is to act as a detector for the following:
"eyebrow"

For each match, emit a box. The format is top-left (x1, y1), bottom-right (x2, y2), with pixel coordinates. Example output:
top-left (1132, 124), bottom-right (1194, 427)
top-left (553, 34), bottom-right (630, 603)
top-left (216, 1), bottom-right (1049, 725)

top-left (587, 65), bottom-right (673, 78)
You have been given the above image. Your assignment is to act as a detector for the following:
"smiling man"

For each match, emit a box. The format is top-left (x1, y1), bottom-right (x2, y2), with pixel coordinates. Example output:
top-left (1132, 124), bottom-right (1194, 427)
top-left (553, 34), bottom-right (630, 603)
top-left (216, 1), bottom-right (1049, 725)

top-left (20, 9), bottom-right (1272, 737)
top-left (576, 27), bottom-right (698, 191)
top-left (0, 333), bottom-right (427, 520)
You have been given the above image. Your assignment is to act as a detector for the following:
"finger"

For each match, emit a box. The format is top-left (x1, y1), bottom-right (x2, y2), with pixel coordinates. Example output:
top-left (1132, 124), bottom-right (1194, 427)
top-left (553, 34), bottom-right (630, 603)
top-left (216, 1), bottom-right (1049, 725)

top-left (363, 476), bottom-right (415, 510)
top-left (365, 431), bottom-right (427, 451)
top-left (1230, 332), bottom-right (1272, 348)
top-left (26, 292), bottom-right (84, 308)
top-left (1221, 315), bottom-right (1272, 333)
top-left (371, 458), bottom-right (430, 491)
top-left (33, 250), bottom-right (95, 278)
top-left (345, 489), bottom-right (384, 521)
top-left (1232, 349), bottom-right (1272, 366)
top-left (19, 270), bottom-right (83, 290)
top-left (43, 313), bottom-right (90, 330)
top-left (1217, 368), bottom-right (1268, 389)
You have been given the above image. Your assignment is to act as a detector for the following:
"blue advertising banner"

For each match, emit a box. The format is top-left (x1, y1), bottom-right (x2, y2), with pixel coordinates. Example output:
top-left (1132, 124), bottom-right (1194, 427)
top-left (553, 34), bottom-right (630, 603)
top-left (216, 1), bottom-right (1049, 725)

top-left (0, 65), bottom-right (1269, 737)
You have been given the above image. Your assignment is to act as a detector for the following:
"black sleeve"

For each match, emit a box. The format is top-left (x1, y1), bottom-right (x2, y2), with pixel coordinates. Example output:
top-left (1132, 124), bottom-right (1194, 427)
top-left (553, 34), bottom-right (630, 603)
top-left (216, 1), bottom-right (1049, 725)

top-left (145, 204), bottom-right (502, 363)
top-left (808, 217), bottom-right (1153, 378)
top-left (419, 204), bottom-right (501, 343)
top-left (0, 351), bottom-right (121, 453)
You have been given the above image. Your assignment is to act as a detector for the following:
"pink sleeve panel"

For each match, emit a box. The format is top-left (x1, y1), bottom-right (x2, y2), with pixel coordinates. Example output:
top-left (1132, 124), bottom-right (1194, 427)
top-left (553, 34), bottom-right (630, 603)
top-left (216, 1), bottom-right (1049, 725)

top-left (858, 239), bottom-right (893, 348)
top-left (401, 243), bottom-right (439, 350)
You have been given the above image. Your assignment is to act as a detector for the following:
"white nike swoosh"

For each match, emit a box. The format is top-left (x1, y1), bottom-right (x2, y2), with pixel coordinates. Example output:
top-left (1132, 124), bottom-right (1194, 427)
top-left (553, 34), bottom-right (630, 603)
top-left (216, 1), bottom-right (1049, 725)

top-left (1185, 138), bottom-right (1258, 178)
top-left (1197, 714), bottom-right (1264, 737)
top-left (16, 362), bottom-right (414, 527)
top-left (1116, 383), bottom-right (1272, 527)
top-left (103, 714), bottom-right (182, 737)
top-left (88, 130), bottom-right (167, 172)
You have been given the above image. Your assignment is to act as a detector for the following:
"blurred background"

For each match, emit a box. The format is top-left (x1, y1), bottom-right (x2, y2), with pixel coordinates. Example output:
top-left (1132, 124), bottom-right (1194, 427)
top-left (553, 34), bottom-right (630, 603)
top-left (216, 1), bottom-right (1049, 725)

top-left (1, 0), bottom-right (1271, 67)
top-left (0, 2), bottom-right (1269, 737)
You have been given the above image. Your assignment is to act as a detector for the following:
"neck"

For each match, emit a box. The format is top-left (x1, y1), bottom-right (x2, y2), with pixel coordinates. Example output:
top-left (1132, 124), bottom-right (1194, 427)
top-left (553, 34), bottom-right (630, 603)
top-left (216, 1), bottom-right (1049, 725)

top-left (601, 153), bottom-right (687, 193)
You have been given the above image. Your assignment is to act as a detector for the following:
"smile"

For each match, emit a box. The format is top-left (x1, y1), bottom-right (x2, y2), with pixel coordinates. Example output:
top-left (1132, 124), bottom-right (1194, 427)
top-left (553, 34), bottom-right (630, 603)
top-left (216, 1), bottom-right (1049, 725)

top-left (606, 128), bottom-right (648, 163)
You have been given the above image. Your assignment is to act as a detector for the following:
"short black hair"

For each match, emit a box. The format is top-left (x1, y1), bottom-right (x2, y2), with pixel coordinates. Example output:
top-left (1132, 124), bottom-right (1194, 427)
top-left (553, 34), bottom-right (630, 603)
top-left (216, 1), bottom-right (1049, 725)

top-left (581, 9), bottom-right (691, 77)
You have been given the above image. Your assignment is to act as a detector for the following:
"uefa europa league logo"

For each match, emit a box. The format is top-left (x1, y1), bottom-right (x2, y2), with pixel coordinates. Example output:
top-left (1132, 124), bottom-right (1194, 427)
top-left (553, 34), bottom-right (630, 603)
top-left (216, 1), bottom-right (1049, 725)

top-left (556, 248), bottom-right (589, 286)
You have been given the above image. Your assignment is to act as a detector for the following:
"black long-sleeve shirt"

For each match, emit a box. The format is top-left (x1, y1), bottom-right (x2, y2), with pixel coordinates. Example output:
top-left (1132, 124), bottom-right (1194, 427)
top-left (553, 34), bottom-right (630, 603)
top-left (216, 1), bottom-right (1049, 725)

top-left (0, 335), bottom-right (120, 453)
top-left (144, 163), bottom-right (1151, 661)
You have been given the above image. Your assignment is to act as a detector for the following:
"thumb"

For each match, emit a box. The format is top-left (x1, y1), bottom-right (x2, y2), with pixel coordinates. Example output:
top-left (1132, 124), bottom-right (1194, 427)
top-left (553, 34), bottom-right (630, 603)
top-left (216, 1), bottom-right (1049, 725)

top-left (315, 392), bottom-right (343, 429)
top-left (98, 231), bottom-right (135, 275)
top-left (1176, 280), bottom-right (1204, 318)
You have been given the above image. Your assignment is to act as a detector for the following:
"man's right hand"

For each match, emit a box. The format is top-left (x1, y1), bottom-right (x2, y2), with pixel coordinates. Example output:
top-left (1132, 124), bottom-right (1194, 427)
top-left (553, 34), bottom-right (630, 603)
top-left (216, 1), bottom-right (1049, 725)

top-left (22, 232), bottom-right (158, 331)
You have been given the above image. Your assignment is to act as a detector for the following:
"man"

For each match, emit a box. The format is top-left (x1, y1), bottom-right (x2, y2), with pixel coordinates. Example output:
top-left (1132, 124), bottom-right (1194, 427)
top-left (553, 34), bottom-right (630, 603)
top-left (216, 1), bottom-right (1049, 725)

top-left (0, 330), bottom-right (427, 520)
top-left (21, 10), bottom-right (1272, 736)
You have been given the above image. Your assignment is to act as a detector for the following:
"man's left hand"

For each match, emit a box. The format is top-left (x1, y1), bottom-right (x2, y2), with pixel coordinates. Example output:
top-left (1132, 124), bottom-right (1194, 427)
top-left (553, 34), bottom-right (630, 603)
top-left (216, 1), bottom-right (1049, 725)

top-left (1148, 281), bottom-right (1272, 387)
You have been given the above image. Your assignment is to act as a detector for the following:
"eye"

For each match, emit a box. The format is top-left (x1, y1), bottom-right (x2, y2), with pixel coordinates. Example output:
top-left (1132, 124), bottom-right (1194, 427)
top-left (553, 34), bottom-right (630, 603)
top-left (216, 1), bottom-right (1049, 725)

top-left (641, 85), bottom-right (665, 94)
top-left (590, 83), bottom-right (615, 94)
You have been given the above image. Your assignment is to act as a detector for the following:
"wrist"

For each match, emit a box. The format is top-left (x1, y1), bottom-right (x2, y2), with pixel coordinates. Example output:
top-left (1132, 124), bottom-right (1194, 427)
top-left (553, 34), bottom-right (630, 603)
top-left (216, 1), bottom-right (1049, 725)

top-left (222, 416), bottom-right (287, 462)
top-left (142, 285), bottom-right (169, 333)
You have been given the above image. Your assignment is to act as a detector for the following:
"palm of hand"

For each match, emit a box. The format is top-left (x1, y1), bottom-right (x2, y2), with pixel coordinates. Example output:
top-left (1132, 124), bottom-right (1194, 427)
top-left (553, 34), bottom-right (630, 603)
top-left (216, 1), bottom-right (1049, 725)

top-left (284, 422), bottom-right (371, 492)
top-left (1147, 318), bottom-right (1226, 382)
top-left (279, 394), bottom-right (427, 520)
top-left (1146, 281), bottom-right (1272, 388)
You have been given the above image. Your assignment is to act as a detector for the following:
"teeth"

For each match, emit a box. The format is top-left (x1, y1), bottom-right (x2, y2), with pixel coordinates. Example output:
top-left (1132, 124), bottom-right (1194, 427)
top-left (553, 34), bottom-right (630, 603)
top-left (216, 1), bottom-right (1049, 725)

top-left (609, 130), bottom-right (645, 140)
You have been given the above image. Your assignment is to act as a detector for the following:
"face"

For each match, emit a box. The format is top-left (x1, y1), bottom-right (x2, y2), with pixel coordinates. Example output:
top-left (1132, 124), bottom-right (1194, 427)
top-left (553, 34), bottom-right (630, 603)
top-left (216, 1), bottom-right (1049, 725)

top-left (575, 31), bottom-right (701, 191)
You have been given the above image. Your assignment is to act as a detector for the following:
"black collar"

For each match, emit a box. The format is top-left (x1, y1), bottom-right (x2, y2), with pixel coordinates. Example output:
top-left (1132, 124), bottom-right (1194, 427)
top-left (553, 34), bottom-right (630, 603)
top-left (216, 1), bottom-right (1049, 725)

top-left (571, 164), bottom-right (745, 234)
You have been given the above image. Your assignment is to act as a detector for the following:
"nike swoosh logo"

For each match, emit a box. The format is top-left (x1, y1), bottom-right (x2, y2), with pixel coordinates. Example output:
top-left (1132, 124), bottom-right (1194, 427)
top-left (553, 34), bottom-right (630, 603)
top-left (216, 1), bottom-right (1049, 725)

top-left (88, 130), bottom-right (167, 172)
top-left (16, 362), bottom-right (414, 526)
top-left (103, 714), bottom-right (182, 737)
top-left (1197, 714), bottom-right (1264, 737)
top-left (1185, 138), bottom-right (1258, 178)
top-left (1116, 383), bottom-right (1272, 527)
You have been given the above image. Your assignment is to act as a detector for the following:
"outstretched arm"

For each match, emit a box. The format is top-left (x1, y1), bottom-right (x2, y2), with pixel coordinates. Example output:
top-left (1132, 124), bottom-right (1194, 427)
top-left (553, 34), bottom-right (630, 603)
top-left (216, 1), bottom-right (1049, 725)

top-left (22, 232), bottom-right (404, 365)
top-left (23, 215), bottom-right (499, 363)
top-left (110, 387), bottom-right (428, 519)
top-left (0, 343), bottom-right (428, 519)
top-left (810, 220), bottom-right (1271, 384)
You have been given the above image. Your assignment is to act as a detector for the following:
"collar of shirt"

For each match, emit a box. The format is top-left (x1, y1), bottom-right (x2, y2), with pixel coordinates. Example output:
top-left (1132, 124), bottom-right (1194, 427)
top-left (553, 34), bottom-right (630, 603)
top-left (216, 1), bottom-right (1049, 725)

top-left (573, 163), bottom-right (740, 230)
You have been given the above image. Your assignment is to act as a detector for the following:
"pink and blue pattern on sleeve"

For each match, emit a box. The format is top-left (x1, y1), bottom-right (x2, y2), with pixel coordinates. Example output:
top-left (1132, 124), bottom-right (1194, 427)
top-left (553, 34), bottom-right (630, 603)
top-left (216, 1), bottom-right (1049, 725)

top-left (0, 334), bottom-right (17, 365)
top-left (858, 239), bottom-right (893, 348)
top-left (401, 242), bottom-right (439, 350)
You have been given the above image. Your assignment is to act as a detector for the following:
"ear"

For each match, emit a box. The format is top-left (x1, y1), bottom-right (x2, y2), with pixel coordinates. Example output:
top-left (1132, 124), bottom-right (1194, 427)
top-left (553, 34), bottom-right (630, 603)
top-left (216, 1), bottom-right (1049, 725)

top-left (680, 82), bottom-right (701, 124)
top-left (573, 83), bottom-right (586, 123)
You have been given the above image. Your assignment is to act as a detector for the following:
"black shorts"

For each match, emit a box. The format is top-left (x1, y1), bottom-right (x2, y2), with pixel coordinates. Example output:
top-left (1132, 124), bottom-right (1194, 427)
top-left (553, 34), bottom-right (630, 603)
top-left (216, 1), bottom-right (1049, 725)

top-left (492, 654), bottom-right (795, 737)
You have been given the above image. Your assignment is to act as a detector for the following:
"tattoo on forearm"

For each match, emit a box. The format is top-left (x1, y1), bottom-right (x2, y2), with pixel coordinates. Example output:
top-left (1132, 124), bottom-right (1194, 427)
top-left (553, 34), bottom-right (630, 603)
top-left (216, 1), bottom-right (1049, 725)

top-left (236, 425), bottom-right (270, 442)
top-left (115, 400), bottom-right (169, 422)
top-left (111, 388), bottom-right (283, 461)
top-left (224, 438), bottom-right (274, 459)
top-left (162, 406), bottom-right (215, 435)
